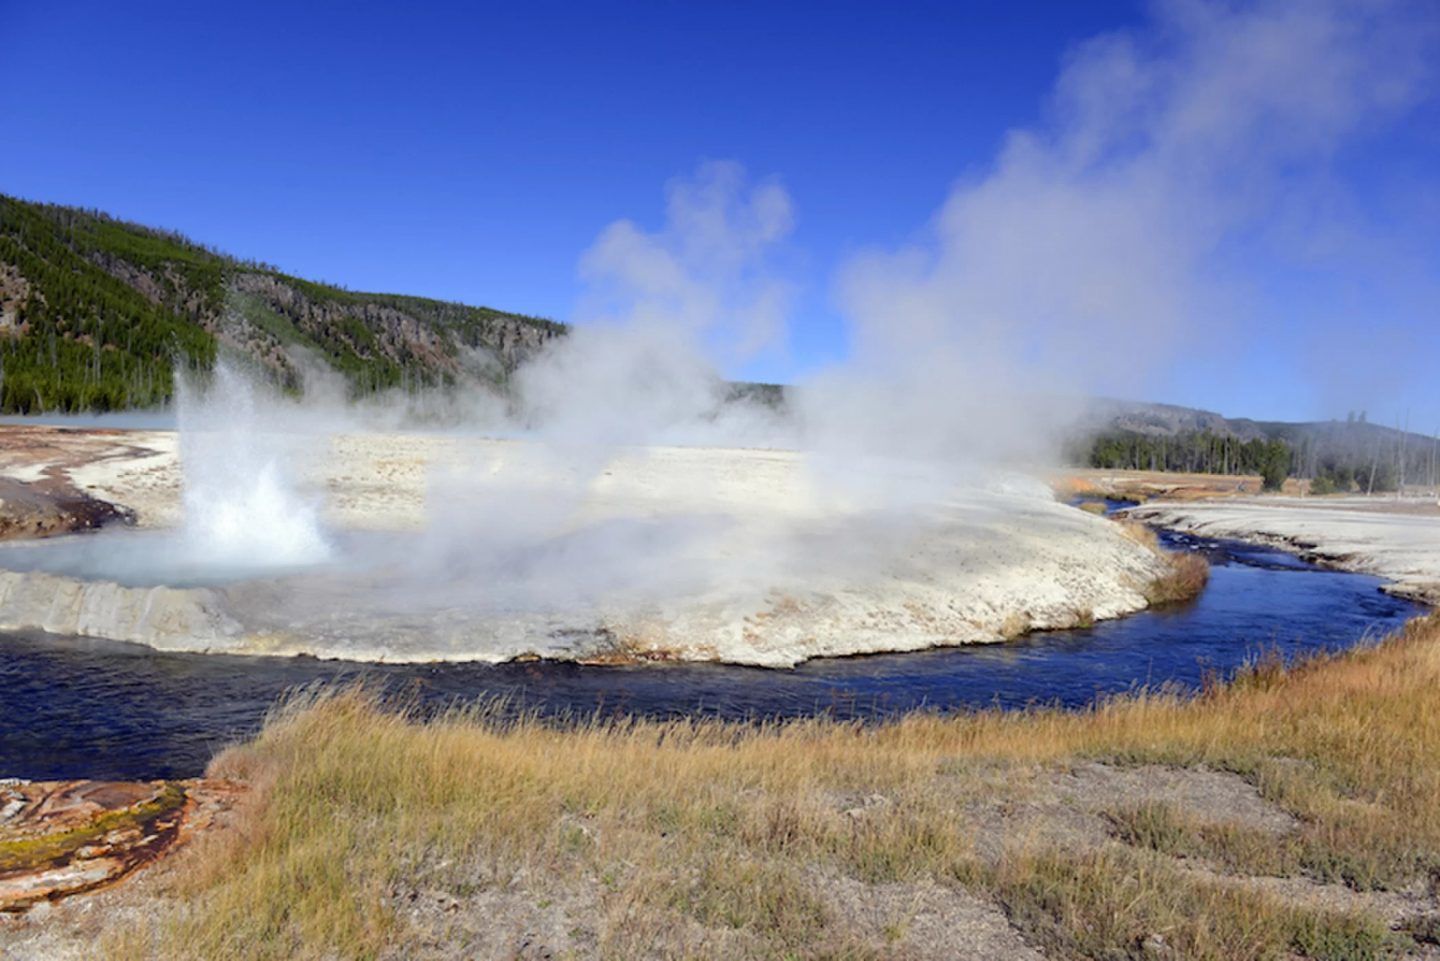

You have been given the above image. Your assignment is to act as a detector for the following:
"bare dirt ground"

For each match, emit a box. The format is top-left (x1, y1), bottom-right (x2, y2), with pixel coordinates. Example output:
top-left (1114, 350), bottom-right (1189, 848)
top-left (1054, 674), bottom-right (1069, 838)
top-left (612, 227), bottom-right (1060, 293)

top-left (0, 427), bottom-right (144, 539)
top-left (0, 426), bottom-right (178, 529)
top-left (5, 757), bottom-right (1436, 960)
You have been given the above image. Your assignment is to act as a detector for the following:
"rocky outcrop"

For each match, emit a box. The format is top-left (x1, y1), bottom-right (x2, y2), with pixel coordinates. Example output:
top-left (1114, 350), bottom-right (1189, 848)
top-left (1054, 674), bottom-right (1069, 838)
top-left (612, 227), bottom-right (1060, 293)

top-left (0, 262), bottom-right (29, 333)
top-left (217, 271), bottom-right (565, 390)
top-left (227, 273), bottom-right (454, 369)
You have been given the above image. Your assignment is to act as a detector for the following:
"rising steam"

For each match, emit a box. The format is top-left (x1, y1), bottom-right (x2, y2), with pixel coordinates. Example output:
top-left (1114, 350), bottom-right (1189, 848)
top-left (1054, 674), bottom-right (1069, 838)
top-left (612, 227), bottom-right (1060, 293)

top-left (41, 0), bottom-right (1432, 646)
top-left (803, 0), bottom-right (1434, 469)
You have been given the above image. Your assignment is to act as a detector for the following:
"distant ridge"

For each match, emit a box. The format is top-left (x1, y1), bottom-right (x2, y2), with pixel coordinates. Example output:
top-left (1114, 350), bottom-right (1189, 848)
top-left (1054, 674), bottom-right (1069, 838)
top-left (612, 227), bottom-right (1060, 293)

top-left (1083, 398), bottom-right (1270, 442)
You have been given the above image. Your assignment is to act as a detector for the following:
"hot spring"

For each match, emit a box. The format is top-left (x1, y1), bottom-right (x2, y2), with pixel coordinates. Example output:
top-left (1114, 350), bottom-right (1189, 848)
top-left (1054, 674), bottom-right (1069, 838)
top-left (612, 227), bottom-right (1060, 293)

top-left (0, 382), bottom-right (1184, 667)
top-left (0, 366), bottom-right (1418, 676)
top-left (0, 370), bottom-right (1427, 781)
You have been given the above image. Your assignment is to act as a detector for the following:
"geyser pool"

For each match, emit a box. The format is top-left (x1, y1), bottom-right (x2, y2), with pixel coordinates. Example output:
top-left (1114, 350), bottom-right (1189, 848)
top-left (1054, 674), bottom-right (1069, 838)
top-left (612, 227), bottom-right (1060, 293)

top-left (0, 529), bottom-right (342, 589)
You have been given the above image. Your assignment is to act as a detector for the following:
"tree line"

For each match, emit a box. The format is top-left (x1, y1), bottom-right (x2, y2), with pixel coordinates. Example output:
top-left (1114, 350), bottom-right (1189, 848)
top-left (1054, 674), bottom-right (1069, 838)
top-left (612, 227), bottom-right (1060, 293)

top-left (0, 198), bottom-right (217, 412)
top-left (1079, 431), bottom-right (1293, 490)
top-left (1078, 426), bottom-right (1439, 495)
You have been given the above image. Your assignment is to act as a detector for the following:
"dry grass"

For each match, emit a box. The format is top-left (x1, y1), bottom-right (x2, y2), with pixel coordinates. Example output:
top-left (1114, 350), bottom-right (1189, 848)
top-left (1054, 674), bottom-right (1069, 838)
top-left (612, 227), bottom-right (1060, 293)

top-left (1055, 469), bottom-right (1292, 502)
top-left (993, 846), bottom-right (1398, 961)
top-left (1116, 518), bottom-right (1211, 606)
top-left (108, 614), bottom-right (1440, 960)
top-left (1107, 798), bottom-right (1426, 892)
top-left (1143, 550), bottom-right (1211, 606)
top-left (1118, 519), bottom-right (1161, 550)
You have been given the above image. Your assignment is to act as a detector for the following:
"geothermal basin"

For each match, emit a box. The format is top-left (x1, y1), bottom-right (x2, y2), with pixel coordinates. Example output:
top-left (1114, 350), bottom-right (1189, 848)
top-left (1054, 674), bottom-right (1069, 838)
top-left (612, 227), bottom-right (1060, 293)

top-left (0, 528), bottom-right (1422, 780)
top-left (0, 428), bottom-right (1172, 667)
top-left (0, 424), bottom-right (1429, 780)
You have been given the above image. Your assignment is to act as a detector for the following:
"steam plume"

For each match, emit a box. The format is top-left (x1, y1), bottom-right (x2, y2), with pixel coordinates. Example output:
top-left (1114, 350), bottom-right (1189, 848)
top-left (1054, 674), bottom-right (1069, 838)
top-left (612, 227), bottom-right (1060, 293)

top-left (802, 0), bottom-right (1434, 469)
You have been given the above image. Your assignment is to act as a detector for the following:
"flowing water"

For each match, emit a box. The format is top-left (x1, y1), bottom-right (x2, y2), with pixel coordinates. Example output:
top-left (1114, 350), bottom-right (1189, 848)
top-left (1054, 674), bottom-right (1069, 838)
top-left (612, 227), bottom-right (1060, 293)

top-left (0, 528), bottom-right (1422, 780)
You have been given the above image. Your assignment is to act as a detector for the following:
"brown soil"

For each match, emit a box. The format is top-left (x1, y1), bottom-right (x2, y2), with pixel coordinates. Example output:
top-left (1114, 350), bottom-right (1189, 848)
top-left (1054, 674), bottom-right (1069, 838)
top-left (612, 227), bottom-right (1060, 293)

top-left (0, 425), bottom-right (153, 538)
top-left (0, 477), bottom-right (134, 540)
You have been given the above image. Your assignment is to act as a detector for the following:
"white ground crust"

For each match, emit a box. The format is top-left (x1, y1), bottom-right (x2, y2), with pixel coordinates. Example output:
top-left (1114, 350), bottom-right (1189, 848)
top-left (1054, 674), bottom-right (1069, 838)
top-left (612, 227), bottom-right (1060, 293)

top-left (0, 430), bottom-right (1169, 667)
top-left (1127, 497), bottom-right (1440, 605)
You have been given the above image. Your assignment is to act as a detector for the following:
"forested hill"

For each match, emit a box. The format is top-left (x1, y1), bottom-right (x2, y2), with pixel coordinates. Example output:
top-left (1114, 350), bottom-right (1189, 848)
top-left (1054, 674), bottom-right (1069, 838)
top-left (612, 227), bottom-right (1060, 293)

top-left (0, 195), bottom-right (564, 412)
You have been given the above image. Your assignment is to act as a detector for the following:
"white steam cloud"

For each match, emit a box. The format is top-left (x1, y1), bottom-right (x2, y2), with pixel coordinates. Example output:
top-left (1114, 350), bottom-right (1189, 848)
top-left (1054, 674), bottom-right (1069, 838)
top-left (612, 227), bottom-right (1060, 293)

top-left (513, 160), bottom-right (796, 453)
top-left (68, 0), bottom-right (1435, 654)
top-left (803, 0), bottom-right (1433, 468)
top-left (176, 363), bottom-right (331, 567)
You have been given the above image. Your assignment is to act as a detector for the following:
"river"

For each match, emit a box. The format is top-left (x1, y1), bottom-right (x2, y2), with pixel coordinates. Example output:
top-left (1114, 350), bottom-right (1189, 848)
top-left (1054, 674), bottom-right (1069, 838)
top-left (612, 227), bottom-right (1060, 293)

top-left (0, 528), bottom-right (1422, 780)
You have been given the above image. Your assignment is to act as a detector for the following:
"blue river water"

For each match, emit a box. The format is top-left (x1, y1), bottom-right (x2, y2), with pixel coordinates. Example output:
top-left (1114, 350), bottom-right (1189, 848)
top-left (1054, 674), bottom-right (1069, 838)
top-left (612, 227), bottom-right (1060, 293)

top-left (0, 526), bottom-right (1423, 781)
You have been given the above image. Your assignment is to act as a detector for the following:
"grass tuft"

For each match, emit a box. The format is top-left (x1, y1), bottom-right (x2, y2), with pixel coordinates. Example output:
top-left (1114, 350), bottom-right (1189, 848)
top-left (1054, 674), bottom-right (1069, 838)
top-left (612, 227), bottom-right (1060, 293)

top-left (1144, 549), bottom-right (1210, 606)
top-left (991, 847), bottom-right (1402, 961)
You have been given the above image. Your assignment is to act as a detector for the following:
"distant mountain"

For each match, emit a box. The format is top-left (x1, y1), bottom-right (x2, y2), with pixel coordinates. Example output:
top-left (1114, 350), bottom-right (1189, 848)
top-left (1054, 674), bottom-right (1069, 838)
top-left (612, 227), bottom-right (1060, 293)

top-left (1083, 398), bottom-right (1270, 442)
top-left (0, 195), bottom-right (564, 412)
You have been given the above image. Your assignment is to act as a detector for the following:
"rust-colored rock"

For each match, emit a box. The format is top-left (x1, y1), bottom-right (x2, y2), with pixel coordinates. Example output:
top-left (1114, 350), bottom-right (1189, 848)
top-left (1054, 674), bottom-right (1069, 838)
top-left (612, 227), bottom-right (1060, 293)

top-left (0, 778), bottom-right (241, 911)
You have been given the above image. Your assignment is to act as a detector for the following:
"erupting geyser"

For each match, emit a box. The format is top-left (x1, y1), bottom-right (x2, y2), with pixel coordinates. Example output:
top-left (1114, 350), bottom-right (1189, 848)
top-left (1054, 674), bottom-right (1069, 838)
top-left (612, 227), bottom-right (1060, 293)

top-left (176, 363), bottom-right (332, 570)
top-left (0, 363), bottom-right (337, 591)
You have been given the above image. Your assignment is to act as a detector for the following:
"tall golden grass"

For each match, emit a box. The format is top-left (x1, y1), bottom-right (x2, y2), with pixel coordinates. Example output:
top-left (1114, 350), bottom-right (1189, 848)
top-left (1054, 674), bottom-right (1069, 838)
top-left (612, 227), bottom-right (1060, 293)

top-left (1118, 518), bottom-right (1211, 606)
top-left (1143, 550), bottom-right (1211, 606)
top-left (111, 614), bottom-right (1440, 960)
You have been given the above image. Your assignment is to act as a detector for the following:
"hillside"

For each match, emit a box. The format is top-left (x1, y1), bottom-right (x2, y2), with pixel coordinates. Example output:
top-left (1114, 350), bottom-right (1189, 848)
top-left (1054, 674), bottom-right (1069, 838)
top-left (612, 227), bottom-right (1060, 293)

top-left (2, 193), bottom-right (1433, 495)
top-left (0, 195), bottom-right (564, 412)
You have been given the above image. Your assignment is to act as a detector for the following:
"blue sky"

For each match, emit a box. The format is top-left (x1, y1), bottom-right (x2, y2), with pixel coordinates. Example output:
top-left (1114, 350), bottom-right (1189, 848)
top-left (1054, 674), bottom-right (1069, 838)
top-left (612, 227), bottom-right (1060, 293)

top-left (3, 1), bottom-right (1437, 427)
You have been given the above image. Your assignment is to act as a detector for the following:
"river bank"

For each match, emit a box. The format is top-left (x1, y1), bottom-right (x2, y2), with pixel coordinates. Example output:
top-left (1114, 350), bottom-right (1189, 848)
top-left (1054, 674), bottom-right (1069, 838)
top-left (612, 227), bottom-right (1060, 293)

top-left (0, 529), bottom-right (1419, 781)
top-left (6, 612), bottom-right (1439, 960)
top-left (1125, 497), bottom-right (1440, 605)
